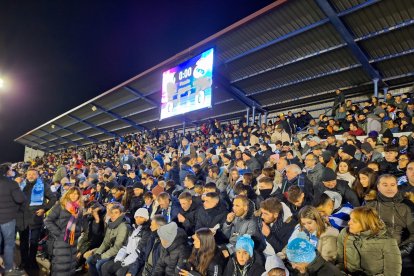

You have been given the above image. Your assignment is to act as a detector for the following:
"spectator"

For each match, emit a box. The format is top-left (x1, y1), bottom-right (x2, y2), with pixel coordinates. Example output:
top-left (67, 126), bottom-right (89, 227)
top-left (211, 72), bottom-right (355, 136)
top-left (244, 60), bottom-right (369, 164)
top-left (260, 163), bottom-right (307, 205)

top-left (0, 163), bottom-right (25, 273)
top-left (86, 203), bottom-right (129, 276)
top-left (332, 89), bottom-right (345, 117)
top-left (156, 192), bottom-right (181, 223)
top-left (177, 191), bottom-right (202, 236)
top-left (17, 168), bottom-right (57, 272)
top-left (178, 228), bottom-right (226, 276)
top-left (260, 197), bottom-right (296, 254)
top-left (286, 238), bottom-right (342, 276)
top-left (153, 222), bottom-right (191, 275)
top-left (101, 208), bottom-right (152, 276)
top-left (288, 206), bottom-right (339, 262)
top-left (223, 235), bottom-right (265, 275)
top-left (336, 160), bottom-right (355, 188)
top-left (44, 187), bottom-right (83, 276)
top-left (337, 206), bottom-right (402, 275)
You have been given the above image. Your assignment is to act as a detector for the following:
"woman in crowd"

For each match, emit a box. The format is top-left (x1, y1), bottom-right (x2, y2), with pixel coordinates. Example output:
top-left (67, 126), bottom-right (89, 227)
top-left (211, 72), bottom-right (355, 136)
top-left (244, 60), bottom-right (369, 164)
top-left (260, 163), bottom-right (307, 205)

top-left (178, 228), bottom-right (225, 276)
top-left (396, 153), bottom-right (410, 177)
top-left (223, 235), bottom-right (265, 276)
top-left (352, 167), bottom-right (377, 205)
top-left (337, 206), bottom-right (402, 275)
top-left (366, 174), bottom-right (414, 257)
top-left (44, 187), bottom-right (83, 276)
top-left (288, 205), bottom-right (339, 262)
top-left (336, 161), bottom-right (355, 188)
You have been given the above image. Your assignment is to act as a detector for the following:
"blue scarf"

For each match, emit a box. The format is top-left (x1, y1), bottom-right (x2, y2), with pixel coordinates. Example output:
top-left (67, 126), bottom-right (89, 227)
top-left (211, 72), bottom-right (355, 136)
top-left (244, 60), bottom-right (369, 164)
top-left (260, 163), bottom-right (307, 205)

top-left (20, 178), bottom-right (44, 206)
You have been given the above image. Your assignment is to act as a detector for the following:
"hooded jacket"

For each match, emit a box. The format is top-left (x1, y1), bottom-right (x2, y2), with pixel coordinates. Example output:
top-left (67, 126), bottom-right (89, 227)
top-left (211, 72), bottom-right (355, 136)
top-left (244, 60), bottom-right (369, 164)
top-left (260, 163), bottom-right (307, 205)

top-left (153, 228), bottom-right (191, 276)
top-left (337, 227), bottom-right (402, 275)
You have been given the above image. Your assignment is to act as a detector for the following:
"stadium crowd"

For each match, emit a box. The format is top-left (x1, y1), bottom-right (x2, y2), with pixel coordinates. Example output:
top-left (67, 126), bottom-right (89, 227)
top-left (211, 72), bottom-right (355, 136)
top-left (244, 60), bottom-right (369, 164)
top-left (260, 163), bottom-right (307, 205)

top-left (1, 90), bottom-right (414, 276)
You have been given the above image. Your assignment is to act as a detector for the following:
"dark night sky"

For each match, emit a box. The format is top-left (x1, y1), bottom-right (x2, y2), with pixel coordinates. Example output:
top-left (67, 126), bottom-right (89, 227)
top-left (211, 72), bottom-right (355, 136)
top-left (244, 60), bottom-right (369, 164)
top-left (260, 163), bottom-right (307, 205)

top-left (0, 0), bottom-right (274, 162)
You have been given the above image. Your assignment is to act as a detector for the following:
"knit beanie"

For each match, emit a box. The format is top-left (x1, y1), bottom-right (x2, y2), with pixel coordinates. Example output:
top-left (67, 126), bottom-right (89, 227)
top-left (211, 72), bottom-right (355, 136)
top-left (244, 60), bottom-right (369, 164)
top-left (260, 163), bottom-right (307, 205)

top-left (341, 144), bottom-right (356, 157)
top-left (286, 238), bottom-right (316, 264)
top-left (157, 222), bottom-right (178, 248)
top-left (321, 168), bottom-right (336, 182)
top-left (235, 235), bottom-right (254, 257)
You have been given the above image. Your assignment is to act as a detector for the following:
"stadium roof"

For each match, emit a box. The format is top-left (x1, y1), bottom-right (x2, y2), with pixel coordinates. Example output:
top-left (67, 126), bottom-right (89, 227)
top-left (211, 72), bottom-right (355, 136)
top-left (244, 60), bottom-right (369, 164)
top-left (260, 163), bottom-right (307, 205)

top-left (15, 0), bottom-right (414, 152)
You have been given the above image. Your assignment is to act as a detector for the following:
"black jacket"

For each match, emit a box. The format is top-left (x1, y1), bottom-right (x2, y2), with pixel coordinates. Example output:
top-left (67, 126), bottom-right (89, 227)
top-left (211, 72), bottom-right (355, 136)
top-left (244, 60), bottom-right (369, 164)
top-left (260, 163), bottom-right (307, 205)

top-left (179, 197), bottom-right (203, 236)
top-left (223, 255), bottom-right (265, 276)
top-left (306, 254), bottom-right (343, 276)
top-left (313, 179), bottom-right (360, 208)
top-left (0, 176), bottom-right (25, 224)
top-left (265, 211), bottom-right (297, 253)
top-left (44, 203), bottom-right (83, 276)
top-left (189, 249), bottom-right (226, 276)
top-left (153, 228), bottom-right (191, 276)
top-left (17, 178), bottom-right (57, 230)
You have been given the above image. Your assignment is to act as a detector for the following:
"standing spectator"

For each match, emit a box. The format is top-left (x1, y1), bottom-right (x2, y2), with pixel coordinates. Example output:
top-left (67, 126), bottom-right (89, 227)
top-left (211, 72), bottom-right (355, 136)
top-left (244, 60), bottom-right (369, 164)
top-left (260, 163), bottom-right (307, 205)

top-left (17, 168), bottom-right (57, 272)
top-left (0, 163), bottom-right (25, 273)
top-left (332, 89), bottom-right (345, 117)
top-left (44, 187), bottom-right (83, 276)
top-left (119, 149), bottom-right (134, 169)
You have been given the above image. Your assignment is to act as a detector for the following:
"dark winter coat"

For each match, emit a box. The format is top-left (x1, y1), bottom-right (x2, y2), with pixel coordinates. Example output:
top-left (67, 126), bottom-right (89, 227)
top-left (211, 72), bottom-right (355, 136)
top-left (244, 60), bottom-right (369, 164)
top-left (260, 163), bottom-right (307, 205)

top-left (0, 176), bottom-right (25, 224)
top-left (17, 178), bottom-right (57, 230)
top-left (153, 228), bottom-right (191, 276)
top-left (179, 197), bottom-right (203, 236)
top-left (313, 179), bottom-right (360, 208)
top-left (223, 255), bottom-right (265, 276)
top-left (189, 249), bottom-right (225, 276)
top-left (306, 254), bottom-right (343, 276)
top-left (44, 203), bottom-right (83, 276)
top-left (265, 208), bottom-right (297, 253)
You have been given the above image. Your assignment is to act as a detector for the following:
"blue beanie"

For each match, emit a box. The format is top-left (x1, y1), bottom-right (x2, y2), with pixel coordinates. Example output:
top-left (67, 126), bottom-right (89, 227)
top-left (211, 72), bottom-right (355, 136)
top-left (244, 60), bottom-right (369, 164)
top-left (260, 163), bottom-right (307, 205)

top-left (286, 238), bottom-right (316, 264)
top-left (235, 235), bottom-right (254, 257)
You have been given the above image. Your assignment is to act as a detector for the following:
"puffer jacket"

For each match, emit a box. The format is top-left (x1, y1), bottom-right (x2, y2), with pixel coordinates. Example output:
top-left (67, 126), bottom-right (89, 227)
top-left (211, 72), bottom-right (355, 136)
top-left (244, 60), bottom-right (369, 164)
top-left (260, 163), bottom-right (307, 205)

top-left (95, 214), bottom-right (129, 259)
top-left (337, 227), bottom-right (402, 275)
top-left (366, 191), bottom-right (414, 247)
top-left (44, 203), bottom-right (83, 276)
top-left (153, 228), bottom-right (191, 276)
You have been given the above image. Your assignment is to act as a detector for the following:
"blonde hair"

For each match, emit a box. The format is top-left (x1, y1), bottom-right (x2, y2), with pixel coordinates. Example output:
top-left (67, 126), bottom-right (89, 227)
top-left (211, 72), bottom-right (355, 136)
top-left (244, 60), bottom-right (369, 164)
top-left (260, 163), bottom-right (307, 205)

top-left (298, 205), bottom-right (327, 237)
top-left (60, 186), bottom-right (83, 209)
top-left (351, 206), bottom-right (385, 235)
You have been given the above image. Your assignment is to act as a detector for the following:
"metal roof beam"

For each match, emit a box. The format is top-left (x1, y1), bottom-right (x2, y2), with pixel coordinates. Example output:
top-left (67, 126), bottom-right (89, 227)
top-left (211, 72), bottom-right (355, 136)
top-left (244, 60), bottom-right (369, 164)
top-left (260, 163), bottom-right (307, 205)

top-left (92, 103), bottom-right (149, 132)
top-left (53, 123), bottom-right (99, 144)
top-left (19, 138), bottom-right (49, 152)
top-left (215, 72), bottom-right (266, 112)
top-left (315, 0), bottom-right (384, 85)
top-left (224, 0), bottom-right (380, 65)
top-left (38, 129), bottom-right (80, 147)
top-left (67, 114), bottom-right (118, 138)
top-left (29, 134), bottom-right (60, 151)
top-left (124, 86), bottom-right (158, 107)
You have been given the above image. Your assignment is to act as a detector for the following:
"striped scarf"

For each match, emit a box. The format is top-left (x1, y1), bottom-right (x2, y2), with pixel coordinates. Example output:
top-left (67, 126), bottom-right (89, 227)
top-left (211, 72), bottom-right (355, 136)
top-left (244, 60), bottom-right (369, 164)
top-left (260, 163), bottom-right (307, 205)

top-left (64, 201), bottom-right (80, 245)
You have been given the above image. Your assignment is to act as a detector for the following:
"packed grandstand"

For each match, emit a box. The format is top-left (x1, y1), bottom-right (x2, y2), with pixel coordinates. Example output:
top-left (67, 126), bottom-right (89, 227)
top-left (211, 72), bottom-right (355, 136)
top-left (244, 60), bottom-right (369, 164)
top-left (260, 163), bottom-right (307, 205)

top-left (2, 0), bottom-right (414, 276)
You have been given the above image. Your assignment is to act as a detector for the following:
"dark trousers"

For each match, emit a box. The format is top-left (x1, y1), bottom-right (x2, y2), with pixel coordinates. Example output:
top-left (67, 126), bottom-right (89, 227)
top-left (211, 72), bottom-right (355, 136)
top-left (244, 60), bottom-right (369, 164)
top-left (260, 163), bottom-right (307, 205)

top-left (0, 219), bottom-right (16, 270)
top-left (101, 260), bottom-right (129, 276)
top-left (19, 227), bottom-right (41, 269)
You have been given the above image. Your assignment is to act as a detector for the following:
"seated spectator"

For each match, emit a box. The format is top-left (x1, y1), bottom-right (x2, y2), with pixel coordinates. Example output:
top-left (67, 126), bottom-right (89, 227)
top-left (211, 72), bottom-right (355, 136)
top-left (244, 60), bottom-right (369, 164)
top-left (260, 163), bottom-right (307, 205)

top-left (177, 191), bottom-right (202, 236)
top-left (288, 206), bottom-right (339, 262)
top-left (126, 169), bottom-right (140, 187)
top-left (339, 144), bottom-right (365, 174)
top-left (260, 197), bottom-right (297, 254)
top-left (286, 238), bottom-right (342, 276)
top-left (352, 167), bottom-right (377, 205)
top-left (280, 164), bottom-right (314, 203)
top-left (86, 203), bottom-right (129, 276)
top-left (183, 174), bottom-right (197, 196)
top-left (284, 185), bottom-right (310, 219)
top-left (336, 160), bottom-right (356, 188)
top-left (179, 157), bottom-right (195, 186)
top-left (101, 208), bottom-right (151, 276)
top-left (337, 206), bottom-right (402, 275)
top-left (178, 228), bottom-right (226, 276)
top-left (379, 146), bottom-right (399, 175)
top-left (223, 235), bottom-right (265, 275)
top-left (255, 177), bottom-right (278, 206)
top-left (153, 222), bottom-right (191, 275)
top-left (303, 153), bottom-right (324, 187)
top-left (399, 161), bottom-right (414, 193)
top-left (396, 153), bottom-right (410, 178)
top-left (313, 168), bottom-right (360, 208)
top-left (110, 185), bottom-right (125, 203)
top-left (366, 174), bottom-right (414, 257)
top-left (223, 195), bottom-right (263, 253)
top-left (156, 192), bottom-right (181, 223)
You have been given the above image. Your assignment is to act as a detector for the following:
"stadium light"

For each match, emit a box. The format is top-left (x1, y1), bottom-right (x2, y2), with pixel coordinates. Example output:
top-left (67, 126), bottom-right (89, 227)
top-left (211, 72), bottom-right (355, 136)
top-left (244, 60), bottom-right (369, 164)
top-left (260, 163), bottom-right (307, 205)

top-left (51, 124), bottom-right (55, 129)
top-left (0, 78), bottom-right (4, 88)
top-left (91, 105), bottom-right (97, 112)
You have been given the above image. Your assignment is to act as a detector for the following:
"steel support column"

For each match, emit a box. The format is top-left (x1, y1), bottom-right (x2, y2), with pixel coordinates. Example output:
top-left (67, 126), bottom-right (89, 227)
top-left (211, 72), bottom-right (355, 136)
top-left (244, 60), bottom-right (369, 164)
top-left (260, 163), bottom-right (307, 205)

top-left (246, 108), bottom-right (250, 126)
top-left (373, 78), bottom-right (379, 97)
top-left (252, 106), bottom-right (256, 126)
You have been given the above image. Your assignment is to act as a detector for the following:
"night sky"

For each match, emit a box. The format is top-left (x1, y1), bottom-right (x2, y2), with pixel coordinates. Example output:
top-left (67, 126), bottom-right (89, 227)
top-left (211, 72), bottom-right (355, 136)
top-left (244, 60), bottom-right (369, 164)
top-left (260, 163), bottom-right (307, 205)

top-left (0, 0), bottom-right (275, 162)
